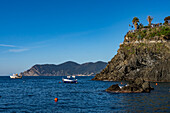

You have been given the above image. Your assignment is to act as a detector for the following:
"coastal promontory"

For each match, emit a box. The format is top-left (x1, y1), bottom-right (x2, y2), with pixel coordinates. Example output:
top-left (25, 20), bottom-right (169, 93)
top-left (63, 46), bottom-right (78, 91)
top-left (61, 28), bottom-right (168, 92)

top-left (92, 17), bottom-right (170, 82)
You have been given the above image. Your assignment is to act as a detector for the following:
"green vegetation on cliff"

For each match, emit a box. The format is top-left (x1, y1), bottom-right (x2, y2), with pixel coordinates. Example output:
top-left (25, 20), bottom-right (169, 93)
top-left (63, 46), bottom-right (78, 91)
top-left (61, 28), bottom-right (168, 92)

top-left (126, 25), bottom-right (170, 41)
top-left (120, 42), bottom-right (169, 55)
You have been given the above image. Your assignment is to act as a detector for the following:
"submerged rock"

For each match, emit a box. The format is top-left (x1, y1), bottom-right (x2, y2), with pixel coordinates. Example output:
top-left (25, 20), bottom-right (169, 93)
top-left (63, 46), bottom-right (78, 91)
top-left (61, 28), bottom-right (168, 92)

top-left (106, 78), bottom-right (154, 93)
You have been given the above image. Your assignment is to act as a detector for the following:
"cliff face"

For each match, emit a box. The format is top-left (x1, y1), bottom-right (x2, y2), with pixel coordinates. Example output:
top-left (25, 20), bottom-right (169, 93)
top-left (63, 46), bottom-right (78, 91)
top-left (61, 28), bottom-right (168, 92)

top-left (21, 61), bottom-right (107, 76)
top-left (92, 40), bottom-right (170, 82)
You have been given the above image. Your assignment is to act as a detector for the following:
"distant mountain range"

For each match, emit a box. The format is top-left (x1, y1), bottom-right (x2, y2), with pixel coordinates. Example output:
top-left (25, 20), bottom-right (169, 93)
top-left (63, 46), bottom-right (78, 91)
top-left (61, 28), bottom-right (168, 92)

top-left (21, 61), bottom-right (107, 76)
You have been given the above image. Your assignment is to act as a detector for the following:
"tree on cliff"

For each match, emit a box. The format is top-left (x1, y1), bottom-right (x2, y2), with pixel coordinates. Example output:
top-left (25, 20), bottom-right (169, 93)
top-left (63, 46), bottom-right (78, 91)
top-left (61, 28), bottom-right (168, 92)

top-left (132, 17), bottom-right (140, 30)
top-left (164, 16), bottom-right (170, 25)
top-left (147, 16), bottom-right (153, 26)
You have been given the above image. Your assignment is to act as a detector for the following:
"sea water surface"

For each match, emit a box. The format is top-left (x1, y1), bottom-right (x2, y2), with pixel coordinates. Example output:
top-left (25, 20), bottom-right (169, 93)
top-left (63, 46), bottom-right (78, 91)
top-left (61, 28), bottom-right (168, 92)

top-left (0, 76), bottom-right (170, 112)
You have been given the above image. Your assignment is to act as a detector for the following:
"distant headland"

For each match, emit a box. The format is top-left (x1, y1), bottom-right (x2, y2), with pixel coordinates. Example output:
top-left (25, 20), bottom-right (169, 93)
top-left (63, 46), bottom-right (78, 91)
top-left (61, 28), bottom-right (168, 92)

top-left (21, 61), bottom-right (107, 76)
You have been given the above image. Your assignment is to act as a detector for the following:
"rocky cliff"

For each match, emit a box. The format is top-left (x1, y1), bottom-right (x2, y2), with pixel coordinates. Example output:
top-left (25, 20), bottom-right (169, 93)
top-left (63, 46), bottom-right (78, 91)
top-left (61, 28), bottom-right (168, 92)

top-left (21, 61), bottom-right (107, 76)
top-left (92, 26), bottom-right (170, 82)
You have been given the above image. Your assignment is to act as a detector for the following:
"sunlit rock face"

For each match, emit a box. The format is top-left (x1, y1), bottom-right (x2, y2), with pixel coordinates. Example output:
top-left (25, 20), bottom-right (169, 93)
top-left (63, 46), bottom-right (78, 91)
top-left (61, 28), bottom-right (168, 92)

top-left (92, 33), bottom-right (170, 82)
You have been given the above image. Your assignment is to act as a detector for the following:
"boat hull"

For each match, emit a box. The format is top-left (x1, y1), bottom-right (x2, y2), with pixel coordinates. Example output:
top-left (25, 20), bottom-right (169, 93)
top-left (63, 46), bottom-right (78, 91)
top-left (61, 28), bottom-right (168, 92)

top-left (10, 76), bottom-right (22, 79)
top-left (62, 78), bottom-right (77, 83)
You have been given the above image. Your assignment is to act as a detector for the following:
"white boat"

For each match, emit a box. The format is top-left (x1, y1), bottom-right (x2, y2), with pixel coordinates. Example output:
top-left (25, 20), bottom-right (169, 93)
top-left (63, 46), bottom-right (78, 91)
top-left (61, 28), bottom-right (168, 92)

top-left (10, 73), bottom-right (22, 79)
top-left (62, 76), bottom-right (77, 83)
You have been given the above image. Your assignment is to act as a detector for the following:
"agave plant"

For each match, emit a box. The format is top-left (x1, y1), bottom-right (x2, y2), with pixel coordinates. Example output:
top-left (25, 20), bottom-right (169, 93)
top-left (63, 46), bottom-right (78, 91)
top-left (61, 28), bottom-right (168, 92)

top-left (147, 16), bottom-right (153, 26)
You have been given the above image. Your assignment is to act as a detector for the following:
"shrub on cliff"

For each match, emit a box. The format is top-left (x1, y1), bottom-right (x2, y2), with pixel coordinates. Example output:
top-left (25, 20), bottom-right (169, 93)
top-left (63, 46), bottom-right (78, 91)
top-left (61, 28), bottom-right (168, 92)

top-left (159, 26), bottom-right (170, 36)
top-left (164, 16), bottom-right (170, 25)
top-left (127, 25), bottom-right (170, 41)
top-left (144, 26), bottom-right (150, 28)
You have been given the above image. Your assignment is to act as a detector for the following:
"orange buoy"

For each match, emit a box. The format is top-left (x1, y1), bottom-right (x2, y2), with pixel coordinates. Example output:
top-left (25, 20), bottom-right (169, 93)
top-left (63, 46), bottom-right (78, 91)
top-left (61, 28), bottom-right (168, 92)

top-left (54, 98), bottom-right (58, 102)
top-left (156, 83), bottom-right (158, 85)
top-left (121, 82), bottom-right (122, 84)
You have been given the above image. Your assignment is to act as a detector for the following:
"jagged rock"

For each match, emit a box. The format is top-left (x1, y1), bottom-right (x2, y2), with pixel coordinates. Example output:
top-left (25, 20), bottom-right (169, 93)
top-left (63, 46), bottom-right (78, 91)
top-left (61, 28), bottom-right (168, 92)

top-left (106, 79), bottom-right (153, 93)
top-left (92, 42), bottom-right (170, 82)
top-left (105, 84), bottom-right (121, 92)
top-left (135, 78), bottom-right (144, 86)
top-left (142, 82), bottom-right (150, 92)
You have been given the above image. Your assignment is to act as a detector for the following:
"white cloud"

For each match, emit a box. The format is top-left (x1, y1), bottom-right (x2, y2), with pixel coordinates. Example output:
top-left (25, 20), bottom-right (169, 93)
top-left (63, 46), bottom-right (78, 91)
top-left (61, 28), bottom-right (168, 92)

top-left (8, 48), bottom-right (29, 52)
top-left (0, 44), bottom-right (16, 47)
top-left (0, 44), bottom-right (32, 53)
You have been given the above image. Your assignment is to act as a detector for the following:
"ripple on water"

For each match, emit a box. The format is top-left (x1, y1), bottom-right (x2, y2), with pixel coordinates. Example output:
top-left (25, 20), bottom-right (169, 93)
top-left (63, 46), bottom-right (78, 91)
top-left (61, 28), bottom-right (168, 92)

top-left (0, 76), bottom-right (170, 112)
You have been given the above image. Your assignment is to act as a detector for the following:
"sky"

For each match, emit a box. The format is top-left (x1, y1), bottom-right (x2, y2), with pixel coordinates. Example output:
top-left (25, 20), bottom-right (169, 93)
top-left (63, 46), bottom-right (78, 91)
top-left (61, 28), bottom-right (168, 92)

top-left (0, 0), bottom-right (169, 76)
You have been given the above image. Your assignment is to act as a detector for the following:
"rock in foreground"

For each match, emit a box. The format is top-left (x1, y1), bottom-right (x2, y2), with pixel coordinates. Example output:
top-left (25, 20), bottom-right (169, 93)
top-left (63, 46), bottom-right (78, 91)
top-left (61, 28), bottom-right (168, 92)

top-left (106, 78), bottom-right (154, 93)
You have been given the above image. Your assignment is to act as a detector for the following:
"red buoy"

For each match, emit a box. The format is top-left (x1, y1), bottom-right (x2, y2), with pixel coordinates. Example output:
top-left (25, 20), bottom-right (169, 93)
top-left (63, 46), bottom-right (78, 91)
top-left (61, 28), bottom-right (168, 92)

top-left (59, 82), bottom-right (61, 83)
top-left (121, 82), bottom-right (122, 84)
top-left (54, 98), bottom-right (58, 102)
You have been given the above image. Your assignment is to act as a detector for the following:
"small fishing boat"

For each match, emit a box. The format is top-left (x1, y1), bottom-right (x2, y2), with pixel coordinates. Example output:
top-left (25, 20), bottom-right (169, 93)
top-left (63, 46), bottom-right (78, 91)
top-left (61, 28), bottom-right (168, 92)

top-left (62, 76), bottom-right (77, 83)
top-left (10, 73), bottom-right (22, 79)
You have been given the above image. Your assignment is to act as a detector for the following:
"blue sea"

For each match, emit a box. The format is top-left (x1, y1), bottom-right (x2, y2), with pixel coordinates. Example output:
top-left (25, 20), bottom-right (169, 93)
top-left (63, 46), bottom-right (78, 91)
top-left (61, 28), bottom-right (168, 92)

top-left (0, 76), bottom-right (170, 112)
